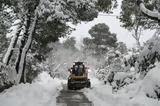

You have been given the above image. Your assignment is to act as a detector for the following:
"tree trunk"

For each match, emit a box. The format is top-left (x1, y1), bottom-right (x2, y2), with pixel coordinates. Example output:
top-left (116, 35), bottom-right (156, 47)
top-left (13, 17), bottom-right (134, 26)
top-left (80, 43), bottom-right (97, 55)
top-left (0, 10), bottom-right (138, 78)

top-left (3, 22), bottom-right (22, 65)
top-left (16, 10), bottom-right (38, 84)
top-left (135, 29), bottom-right (141, 50)
top-left (19, 56), bottom-right (26, 83)
top-left (15, 11), bottom-right (31, 74)
top-left (132, 18), bottom-right (142, 51)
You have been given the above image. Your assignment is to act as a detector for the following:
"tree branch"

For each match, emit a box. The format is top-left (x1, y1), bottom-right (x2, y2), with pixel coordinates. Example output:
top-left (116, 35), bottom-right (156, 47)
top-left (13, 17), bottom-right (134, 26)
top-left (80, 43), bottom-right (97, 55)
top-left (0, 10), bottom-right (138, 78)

top-left (137, 0), bottom-right (160, 21)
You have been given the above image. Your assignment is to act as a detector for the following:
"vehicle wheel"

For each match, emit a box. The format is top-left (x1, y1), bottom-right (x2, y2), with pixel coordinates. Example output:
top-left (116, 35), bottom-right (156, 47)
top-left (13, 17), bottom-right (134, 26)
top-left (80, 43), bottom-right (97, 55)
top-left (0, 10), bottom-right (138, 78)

top-left (68, 84), bottom-right (72, 90)
top-left (67, 79), bottom-right (71, 90)
top-left (86, 80), bottom-right (91, 88)
top-left (68, 82), bottom-right (73, 90)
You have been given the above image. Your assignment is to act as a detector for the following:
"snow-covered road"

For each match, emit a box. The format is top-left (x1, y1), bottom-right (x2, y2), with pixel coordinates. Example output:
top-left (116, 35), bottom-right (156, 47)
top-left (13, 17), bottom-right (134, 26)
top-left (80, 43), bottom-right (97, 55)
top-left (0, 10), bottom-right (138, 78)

top-left (56, 84), bottom-right (92, 106)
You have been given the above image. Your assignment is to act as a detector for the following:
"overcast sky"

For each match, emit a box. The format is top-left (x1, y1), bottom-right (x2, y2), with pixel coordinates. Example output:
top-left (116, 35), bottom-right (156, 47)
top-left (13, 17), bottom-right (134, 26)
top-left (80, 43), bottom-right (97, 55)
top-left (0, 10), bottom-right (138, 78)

top-left (69, 0), bottom-right (155, 48)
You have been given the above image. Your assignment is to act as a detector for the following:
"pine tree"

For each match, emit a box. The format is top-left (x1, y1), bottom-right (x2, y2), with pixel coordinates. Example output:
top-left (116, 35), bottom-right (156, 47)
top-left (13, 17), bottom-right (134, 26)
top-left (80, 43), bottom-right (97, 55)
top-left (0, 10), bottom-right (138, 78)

top-left (88, 23), bottom-right (117, 56)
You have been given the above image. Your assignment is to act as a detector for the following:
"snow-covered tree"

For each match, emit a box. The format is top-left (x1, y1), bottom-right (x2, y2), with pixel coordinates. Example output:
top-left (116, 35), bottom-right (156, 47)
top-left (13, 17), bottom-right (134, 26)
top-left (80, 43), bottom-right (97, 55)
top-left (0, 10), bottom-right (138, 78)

top-left (116, 42), bottom-right (128, 54)
top-left (83, 23), bottom-right (117, 59)
top-left (120, 0), bottom-right (159, 49)
top-left (96, 0), bottom-right (118, 13)
top-left (89, 23), bottom-right (117, 48)
top-left (138, 34), bottom-right (160, 77)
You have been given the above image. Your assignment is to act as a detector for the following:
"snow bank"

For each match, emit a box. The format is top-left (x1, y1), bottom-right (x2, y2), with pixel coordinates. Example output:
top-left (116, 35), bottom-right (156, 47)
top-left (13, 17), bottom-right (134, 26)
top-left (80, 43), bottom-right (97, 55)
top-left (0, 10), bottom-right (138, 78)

top-left (142, 63), bottom-right (160, 99)
top-left (85, 84), bottom-right (114, 106)
top-left (84, 78), bottom-right (160, 106)
top-left (0, 72), bottom-right (64, 106)
top-left (84, 83), bottom-right (135, 106)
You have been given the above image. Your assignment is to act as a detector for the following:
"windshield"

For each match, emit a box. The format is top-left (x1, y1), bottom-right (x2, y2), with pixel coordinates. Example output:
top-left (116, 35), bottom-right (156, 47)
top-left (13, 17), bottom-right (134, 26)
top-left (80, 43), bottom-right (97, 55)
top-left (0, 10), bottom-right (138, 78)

top-left (73, 65), bottom-right (84, 76)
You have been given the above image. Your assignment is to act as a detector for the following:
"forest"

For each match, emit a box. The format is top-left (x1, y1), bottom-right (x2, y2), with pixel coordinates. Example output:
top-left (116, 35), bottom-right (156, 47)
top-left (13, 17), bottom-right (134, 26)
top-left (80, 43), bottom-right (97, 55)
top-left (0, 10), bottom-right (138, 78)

top-left (0, 0), bottom-right (160, 106)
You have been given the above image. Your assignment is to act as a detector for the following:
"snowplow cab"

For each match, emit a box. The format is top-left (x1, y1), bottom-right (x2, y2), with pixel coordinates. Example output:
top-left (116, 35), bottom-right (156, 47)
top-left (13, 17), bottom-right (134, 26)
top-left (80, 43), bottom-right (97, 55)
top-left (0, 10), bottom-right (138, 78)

top-left (67, 62), bottom-right (91, 90)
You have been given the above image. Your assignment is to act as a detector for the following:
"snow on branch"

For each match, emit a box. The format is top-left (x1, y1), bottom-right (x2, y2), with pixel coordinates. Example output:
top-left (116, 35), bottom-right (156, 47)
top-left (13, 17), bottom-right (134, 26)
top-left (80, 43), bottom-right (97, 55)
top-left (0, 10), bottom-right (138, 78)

top-left (137, 0), bottom-right (160, 21)
top-left (3, 20), bottom-right (22, 65)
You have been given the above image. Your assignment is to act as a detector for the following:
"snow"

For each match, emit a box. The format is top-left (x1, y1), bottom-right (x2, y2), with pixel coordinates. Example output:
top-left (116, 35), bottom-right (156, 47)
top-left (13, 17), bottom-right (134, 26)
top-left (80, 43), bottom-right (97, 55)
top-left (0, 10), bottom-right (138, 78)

top-left (84, 82), bottom-right (160, 106)
top-left (6, 19), bottom-right (21, 38)
top-left (139, 35), bottom-right (160, 61)
top-left (124, 51), bottom-right (134, 61)
top-left (0, 72), bottom-right (64, 106)
top-left (114, 72), bottom-right (130, 81)
top-left (3, 20), bottom-right (21, 65)
top-left (71, 95), bottom-right (83, 99)
top-left (83, 72), bottom-right (160, 106)
top-left (142, 63), bottom-right (160, 99)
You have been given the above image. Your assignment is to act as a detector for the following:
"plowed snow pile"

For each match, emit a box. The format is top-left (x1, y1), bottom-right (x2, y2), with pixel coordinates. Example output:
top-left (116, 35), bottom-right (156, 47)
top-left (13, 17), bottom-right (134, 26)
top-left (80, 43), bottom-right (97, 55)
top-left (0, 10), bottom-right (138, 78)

top-left (84, 67), bottom-right (160, 106)
top-left (84, 83), bottom-right (160, 106)
top-left (0, 72), bottom-right (64, 106)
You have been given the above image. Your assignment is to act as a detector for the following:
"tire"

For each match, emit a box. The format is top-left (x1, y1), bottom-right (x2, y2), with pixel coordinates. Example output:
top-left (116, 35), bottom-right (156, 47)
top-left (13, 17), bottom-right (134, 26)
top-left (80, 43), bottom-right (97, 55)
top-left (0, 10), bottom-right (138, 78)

top-left (67, 79), bottom-right (74, 90)
top-left (86, 80), bottom-right (91, 88)
top-left (68, 84), bottom-right (72, 90)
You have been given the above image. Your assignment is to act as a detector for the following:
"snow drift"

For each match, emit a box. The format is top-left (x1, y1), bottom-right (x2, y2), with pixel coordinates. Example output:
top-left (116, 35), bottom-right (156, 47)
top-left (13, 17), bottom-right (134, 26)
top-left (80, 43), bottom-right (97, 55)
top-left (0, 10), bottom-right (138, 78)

top-left (143, 63), bottom-right (160, 99)
top-left (0, 72), bottom-right (64, 106)
top-left (84, 68), bottom-right (160, 106)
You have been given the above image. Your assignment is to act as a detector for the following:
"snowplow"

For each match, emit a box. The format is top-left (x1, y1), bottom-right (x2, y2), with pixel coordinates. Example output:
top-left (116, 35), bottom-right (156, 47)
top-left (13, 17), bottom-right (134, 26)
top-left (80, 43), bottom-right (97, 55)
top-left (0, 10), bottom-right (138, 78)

top-left (67, 62), bottom-right (91, 90)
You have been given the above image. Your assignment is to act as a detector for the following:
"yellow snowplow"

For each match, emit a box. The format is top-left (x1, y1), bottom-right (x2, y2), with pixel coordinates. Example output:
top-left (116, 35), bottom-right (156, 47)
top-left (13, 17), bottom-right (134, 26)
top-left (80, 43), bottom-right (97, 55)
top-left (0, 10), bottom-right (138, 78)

top-left (67, 62), bottom-right (91, 90)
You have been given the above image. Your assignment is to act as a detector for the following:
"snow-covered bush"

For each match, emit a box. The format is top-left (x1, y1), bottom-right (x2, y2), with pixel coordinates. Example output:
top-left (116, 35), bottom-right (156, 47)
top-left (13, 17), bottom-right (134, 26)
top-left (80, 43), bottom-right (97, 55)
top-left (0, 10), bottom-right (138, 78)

top-left (95, 52), bottom-right (124, 82)
top-left (138, 35), bottom-right (160, 77)
top-left (112, 71), bottom-right (137, 91)
top-left (124, 48), bottom-right (140, 68)
top-left (95, 45), bottom-right (143, 92)
top-left (96, 47), bottom-right (127, 83)
top-left (143, 63), bottom-right (160, 100)
top-left (104, 49), bottom-right (140, 90)
top-left (110, 51), bottom-right (139, 91)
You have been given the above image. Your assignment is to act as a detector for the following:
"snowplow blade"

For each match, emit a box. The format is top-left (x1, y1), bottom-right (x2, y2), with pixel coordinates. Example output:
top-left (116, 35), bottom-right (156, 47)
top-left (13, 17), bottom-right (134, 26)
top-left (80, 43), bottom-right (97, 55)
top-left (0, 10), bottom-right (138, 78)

top-left (67, 79), bottom-right (91, 90)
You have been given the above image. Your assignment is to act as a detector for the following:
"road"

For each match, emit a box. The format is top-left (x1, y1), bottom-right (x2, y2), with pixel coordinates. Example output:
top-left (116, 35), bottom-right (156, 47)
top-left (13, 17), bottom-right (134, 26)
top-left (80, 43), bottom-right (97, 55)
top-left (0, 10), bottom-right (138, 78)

top-left (56, 85), bottom-right (93, 106)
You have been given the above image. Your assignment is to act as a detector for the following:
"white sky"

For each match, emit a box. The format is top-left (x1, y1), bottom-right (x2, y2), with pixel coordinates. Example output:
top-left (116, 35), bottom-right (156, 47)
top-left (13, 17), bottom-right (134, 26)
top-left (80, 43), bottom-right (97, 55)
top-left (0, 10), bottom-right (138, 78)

top-left (68, 0), bottom-right (155, 48)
